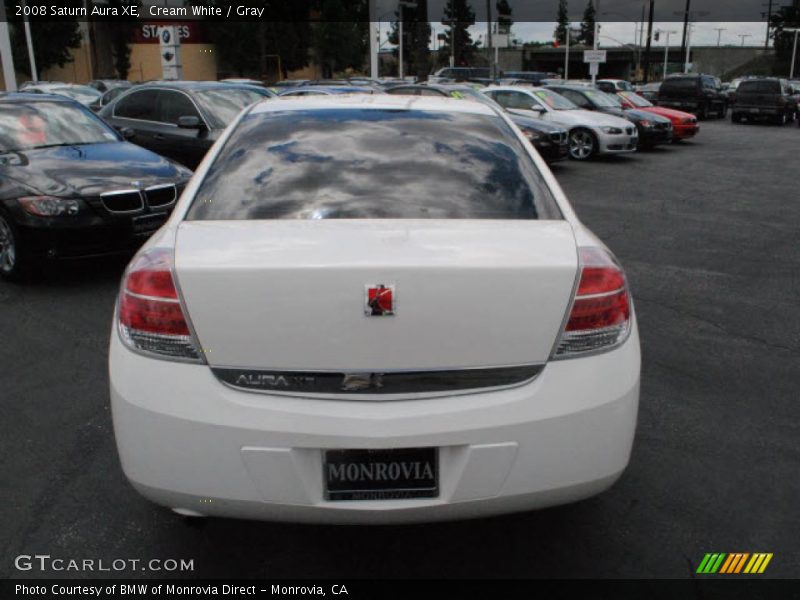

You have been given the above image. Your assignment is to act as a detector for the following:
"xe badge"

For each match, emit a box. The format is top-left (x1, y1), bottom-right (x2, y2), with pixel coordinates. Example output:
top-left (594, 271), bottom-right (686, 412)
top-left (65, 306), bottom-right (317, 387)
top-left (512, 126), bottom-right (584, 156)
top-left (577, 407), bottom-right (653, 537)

top-left (365, 284), bottom-right (395, 316)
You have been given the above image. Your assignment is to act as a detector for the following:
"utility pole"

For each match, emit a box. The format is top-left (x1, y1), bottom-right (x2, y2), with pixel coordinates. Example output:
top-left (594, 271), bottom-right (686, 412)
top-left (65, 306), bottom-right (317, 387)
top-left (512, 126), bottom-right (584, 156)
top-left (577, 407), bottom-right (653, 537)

top-left (714, 27), bottom-right (726, 46)
top-left (787, 29), bottom-right (800, 79)
top-left (764, 0), bottom-right (773, 49)
top-left (680, 0), bottom-right (691, 69)
top-left (738, 33), bottom-right (752, 47)
top-left (0, 0), bottom-right (16, 91)
top-left (643, 0), bottom-right (654, 83)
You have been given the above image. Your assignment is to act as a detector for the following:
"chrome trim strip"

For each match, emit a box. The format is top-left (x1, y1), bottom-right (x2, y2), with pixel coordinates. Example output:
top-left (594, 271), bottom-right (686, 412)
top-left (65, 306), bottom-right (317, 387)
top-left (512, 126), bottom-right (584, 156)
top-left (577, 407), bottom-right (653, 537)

top-left (211, 364), bottom-right (544, 399)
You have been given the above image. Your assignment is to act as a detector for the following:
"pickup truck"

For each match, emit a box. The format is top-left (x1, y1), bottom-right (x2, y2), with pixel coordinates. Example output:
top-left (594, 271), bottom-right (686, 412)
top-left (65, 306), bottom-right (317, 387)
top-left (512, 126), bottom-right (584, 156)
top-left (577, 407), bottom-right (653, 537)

top-left (731, 78), bottom-right (798, 125)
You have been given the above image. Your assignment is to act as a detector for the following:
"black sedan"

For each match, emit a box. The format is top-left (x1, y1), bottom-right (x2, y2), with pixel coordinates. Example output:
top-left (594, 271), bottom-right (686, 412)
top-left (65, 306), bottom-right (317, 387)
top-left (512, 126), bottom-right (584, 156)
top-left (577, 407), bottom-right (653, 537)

top-left (546, 84), bottom-right (673, 149)
top-left (0, 94), bottom-right (192, 280)
top-left (99, 81), bottom-right (266, 169)
top-left (385, 83), bottom-right (569, 163)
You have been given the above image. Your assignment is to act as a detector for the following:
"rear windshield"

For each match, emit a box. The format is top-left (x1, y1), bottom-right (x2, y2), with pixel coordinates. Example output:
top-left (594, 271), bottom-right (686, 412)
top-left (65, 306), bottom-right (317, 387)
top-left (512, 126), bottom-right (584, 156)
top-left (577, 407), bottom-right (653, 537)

top-left (187, 109), bottom-right (561, 221)
top-left (662, 78), bottom-right (697, 92)
top-left (737, 80), bottom-right (781, 94)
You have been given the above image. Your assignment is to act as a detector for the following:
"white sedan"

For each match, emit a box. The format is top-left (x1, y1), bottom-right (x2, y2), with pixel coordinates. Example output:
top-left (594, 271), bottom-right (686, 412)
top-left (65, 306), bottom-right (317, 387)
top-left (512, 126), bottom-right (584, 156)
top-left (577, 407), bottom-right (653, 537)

top-left (109, 95), bottom-right (640, 524)
top-left (484, 86), bottom-right (639, 160)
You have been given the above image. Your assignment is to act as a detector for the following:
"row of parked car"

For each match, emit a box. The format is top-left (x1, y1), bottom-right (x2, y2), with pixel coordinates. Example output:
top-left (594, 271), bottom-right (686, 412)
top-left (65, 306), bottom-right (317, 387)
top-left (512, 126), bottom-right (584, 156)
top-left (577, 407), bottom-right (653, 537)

top-left (0, 70), bottom-right (777, 281)
top-left (631, 74), bottom-right (800, 125)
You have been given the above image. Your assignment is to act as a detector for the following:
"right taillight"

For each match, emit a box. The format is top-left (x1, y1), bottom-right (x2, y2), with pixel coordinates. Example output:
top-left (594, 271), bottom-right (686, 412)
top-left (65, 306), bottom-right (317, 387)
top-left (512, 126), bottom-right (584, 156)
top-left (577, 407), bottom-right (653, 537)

top-left (555, 246), bottom-right (632, 357)
top-left (117, 247), bottom-right (203, 362)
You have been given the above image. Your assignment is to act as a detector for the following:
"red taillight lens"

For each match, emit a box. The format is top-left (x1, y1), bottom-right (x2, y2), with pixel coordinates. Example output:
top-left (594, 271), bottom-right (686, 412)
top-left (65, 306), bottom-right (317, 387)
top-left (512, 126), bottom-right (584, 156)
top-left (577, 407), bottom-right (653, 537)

top-left (117, 248), bottom-right (202, 361)
top-left (555, 247), bottom-right (632, 357)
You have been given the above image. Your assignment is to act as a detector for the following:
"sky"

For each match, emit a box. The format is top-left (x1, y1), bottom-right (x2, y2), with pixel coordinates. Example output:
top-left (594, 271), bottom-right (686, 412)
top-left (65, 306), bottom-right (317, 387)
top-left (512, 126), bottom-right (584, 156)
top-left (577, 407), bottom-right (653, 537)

top-left (378, 21), bottom-right (770, 50)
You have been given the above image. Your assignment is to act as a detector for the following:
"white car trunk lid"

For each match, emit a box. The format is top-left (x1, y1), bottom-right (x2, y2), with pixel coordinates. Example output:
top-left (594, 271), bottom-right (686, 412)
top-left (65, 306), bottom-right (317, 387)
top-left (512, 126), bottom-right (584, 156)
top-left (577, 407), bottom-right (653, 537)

top-left (175, 220), bottom-right (578, 372)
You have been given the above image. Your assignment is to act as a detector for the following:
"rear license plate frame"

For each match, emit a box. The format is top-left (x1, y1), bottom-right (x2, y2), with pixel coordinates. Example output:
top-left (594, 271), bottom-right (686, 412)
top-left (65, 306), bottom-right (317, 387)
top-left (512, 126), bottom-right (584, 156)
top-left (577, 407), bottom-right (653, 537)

top-left (324, 447), bottom-right (439, 501)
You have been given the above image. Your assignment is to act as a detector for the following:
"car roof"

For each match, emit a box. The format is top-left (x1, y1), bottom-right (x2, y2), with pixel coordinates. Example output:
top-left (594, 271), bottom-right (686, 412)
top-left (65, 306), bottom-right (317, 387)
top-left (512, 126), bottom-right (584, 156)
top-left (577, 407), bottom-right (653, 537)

top-left (250, 94), bottom-right (498, 116)
top-left (0, 92), bottom-right (79, 104)
top-left (130, 80), bottom-right (251, 91)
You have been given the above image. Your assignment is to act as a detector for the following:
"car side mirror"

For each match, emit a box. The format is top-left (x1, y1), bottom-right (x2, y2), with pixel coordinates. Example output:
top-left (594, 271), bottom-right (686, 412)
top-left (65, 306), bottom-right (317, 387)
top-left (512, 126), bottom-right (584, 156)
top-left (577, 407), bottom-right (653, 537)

top-left (119, 127), bottom-right (135, 140)
top-left (530, 105), bottom-right (546, 114)
top-left (178, 115), bottom-right (203, 130)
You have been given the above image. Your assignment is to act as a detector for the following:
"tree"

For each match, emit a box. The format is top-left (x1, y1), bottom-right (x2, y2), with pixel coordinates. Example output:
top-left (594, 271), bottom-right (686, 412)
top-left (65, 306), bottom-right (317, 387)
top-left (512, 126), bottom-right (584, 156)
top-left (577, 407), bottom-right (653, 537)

top-left (4, 0), bottom-right (82, 77)
top-left (311, 0), bottom-right (368, 77)
top-left (387, 0), bottom-right (432, 79)
top-left (439, 0), bottom-right (477, 68)
top-left (770, 2), bottom-right (800, 73)
top-left (554, 0), bottom-right (569, 46)
top-left (579, 0), bottom-right (596, 46)
top-left (496, 0), bottom-right (513, 36)
top-left (105, 0), bottom-right (138, 79)
top-left (194, 0), bottom-right (312, 80)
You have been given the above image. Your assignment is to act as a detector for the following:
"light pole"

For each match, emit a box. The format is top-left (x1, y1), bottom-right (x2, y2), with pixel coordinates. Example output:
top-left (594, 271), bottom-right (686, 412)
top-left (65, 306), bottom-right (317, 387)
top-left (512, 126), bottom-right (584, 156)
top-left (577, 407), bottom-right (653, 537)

top-left (786, 28), bottom-right (800, 78)
top-left (21, 0), bottom-right (37, 82)
top-left (738, 33), bottom-right (752, 47)
top-left (592, 0), bottom-right (600, 85)
top-left (369, 0), bottom-right (378, 79)
top-left (714, 27), bottom-right (727, 46)
top-left (658, 29), bottom-right (677, 79)
top-left (0, 0), bottom-right (16, 91)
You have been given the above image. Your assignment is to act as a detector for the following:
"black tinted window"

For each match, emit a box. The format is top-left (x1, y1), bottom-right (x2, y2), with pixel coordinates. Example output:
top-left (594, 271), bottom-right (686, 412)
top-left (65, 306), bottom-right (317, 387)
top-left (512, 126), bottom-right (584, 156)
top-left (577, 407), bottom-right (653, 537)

top-left (663, 78), bottom-right (697, 92)
top-left (738, 80), bottom-right (781, 94)
top-left (188, 109), bottom-right (561, 221)
top-left (114, 90), bottom-right (158, 120)
top-left (158, 90), bottom-right (200, 124)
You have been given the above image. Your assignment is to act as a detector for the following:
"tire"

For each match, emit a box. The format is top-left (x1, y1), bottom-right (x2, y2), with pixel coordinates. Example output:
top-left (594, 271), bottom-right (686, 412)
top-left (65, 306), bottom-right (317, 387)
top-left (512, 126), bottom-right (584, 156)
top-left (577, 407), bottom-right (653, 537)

top-left (777, 112), bottom-right (788, 126)
top-left (568, 128), bottom-right (597, 161)
top-left (697, 103), bottom-right (708, 120)
top-left (0, 212), bottom-right (29, 281)
top-left (731, 112), bottom-right (742, 123)
top-left (717, 104), bottom-right (727, 119)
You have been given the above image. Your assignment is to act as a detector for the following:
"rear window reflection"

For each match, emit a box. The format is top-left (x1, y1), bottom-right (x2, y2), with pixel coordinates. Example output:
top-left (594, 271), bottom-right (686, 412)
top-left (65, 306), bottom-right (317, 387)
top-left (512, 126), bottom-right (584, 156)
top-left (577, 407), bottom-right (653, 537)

top-left (187, 109), bottom-right (561, 221)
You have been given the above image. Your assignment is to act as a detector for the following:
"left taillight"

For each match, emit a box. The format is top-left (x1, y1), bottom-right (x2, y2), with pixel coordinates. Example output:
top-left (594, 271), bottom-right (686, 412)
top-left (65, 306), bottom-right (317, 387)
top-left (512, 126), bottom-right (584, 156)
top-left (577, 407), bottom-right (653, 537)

top-left (117, 247), bottom-right (203, 361)
top-left (554, 246), bottom-right (632, 358)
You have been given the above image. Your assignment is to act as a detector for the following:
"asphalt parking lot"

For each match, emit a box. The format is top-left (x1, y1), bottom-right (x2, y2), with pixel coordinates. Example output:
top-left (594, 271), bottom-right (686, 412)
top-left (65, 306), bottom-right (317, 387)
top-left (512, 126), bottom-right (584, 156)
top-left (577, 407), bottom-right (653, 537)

top-left (2, 118), bottom-right (798, 579)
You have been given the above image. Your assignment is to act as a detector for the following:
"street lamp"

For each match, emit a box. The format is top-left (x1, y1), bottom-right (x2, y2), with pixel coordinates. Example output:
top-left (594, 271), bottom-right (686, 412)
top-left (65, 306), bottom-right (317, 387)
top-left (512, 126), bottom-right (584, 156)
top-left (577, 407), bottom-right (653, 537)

top-left (738, 33), bottom-right (752, 47)
top-left (657, 29), bottom-right (678, 79)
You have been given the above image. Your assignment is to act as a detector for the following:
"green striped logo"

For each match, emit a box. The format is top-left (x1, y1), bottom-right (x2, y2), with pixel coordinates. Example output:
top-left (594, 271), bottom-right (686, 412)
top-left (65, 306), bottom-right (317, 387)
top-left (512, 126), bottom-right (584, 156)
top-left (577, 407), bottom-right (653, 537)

top-left (697, 553), bottom-right (773, 574)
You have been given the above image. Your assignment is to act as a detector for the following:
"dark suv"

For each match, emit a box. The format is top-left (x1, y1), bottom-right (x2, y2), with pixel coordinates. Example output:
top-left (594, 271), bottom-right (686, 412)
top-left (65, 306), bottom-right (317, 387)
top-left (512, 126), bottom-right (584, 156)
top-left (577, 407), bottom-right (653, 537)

top-left (657, 74), bottom-right (727, 119)
top-left (731, 78), bottom-right (797, 125)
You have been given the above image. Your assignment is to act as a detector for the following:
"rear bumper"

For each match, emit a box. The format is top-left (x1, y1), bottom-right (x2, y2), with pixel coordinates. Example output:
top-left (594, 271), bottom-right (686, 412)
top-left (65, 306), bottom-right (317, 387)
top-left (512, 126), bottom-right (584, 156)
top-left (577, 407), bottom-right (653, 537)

top-left (109, 323), bottom-right (641, 524)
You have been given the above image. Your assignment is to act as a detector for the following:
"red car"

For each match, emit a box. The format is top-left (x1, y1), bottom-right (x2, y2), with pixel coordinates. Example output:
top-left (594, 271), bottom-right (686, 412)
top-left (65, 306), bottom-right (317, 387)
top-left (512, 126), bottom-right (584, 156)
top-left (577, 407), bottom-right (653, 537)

top-left (617, 91), bottom-right (700, 141)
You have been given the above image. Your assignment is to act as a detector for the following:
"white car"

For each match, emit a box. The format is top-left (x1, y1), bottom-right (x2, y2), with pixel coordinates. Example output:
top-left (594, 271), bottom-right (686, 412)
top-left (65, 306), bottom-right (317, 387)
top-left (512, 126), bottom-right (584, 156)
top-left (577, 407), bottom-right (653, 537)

top-left (484, 86), bottom-right (639, 160)
top-left (109, 95), bottom-right (641, 524)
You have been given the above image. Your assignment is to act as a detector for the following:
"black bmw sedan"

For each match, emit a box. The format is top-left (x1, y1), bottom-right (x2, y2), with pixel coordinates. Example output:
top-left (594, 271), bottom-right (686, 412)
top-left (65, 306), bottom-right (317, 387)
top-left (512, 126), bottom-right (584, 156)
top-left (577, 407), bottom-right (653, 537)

top-left (0, 94), bottom-right (192, 280)
top-left (99, 81), bottom-right (266, 169)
